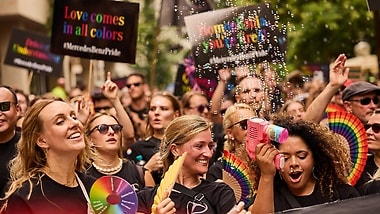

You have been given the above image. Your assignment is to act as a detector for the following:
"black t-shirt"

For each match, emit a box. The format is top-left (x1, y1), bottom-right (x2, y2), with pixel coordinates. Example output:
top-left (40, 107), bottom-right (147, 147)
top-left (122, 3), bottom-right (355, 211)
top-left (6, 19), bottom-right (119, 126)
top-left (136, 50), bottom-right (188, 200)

top-left (361, 179), bottom-right (380, 195)
top-left (273, 182), bottom-right (359, 212)
top-left (137, 179), bottom-right (236, 214)
top-left (206, 160), bottom-right (223, 182)
top-left (4, 172), bottom-right (96, 214)
top-left (355, 154), bottom-right (378, 195)
top-left (87, 160), bottom-right (145, 192)
top-left (209, 123), bottom-right (225, 167)
top-left (125, 137), bottom-right (162, 184)
top-left (0, 132), bottom-right (20, 198)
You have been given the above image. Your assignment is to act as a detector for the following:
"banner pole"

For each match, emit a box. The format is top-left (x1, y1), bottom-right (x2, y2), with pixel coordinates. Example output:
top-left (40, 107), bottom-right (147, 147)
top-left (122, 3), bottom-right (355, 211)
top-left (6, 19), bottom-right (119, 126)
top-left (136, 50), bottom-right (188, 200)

top-left (88, 59), bottom-right (94, 94)
top-left (27, 70), bottom-right (34, 90)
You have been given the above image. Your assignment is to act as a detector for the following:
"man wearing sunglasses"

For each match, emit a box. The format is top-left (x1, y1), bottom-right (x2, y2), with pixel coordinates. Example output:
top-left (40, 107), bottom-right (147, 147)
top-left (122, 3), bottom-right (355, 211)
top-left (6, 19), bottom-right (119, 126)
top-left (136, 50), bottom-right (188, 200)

top-left (342, 81), bottom-right (380, 124)
top-left (0, 85), bottom-right (21, 200)
top-left (124, 73), bottom-right (149, 141)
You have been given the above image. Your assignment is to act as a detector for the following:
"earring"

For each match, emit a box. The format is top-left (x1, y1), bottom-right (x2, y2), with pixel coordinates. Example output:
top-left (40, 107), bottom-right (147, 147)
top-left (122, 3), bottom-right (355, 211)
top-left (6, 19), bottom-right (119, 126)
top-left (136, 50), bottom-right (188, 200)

top-left (312, 167), bottom-right (319, 180)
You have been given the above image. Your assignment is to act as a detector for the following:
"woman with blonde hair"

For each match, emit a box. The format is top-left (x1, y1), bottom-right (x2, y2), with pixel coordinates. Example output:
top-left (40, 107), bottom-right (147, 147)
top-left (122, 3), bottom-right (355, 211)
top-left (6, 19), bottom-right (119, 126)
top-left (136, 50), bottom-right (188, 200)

top-left (85, 112), bottom-right (154, 192)
top-left (137, 115), bottom-right (247, 214)
top-left (206, 103), bottom-right (257, 209)
top-left (1, 99), bottom-right (95, 213)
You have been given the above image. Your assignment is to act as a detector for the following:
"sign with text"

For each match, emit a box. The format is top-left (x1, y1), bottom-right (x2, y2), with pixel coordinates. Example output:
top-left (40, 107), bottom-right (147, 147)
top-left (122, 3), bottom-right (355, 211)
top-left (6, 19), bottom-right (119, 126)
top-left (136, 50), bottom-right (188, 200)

top-left (51, 0), bottom-right (139, 63)
top-left (367, 0), bottom-right (380, 11)
top-left (4, 28), bottom-right (63, 76)
top-left (184, 3), bottom-right (286, 73)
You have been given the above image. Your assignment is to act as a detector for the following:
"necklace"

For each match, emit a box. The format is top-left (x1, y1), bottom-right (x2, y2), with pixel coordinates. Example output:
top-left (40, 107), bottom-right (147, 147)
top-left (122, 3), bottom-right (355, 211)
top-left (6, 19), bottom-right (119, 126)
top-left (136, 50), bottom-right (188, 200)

top-left (43, 170), bottom-right (77, 187)
top-left (92, 158), bottom-right (123, 175)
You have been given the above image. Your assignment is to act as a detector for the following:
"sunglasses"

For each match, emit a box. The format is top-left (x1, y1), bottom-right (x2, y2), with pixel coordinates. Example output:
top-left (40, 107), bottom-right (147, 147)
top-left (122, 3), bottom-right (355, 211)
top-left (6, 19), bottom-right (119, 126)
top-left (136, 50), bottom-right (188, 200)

top-left (89, 124), bottom-right (123, 134)
top-left (229, 119), bottom-right (248, 130)
top-left (0, 101), bottom-right (11, 112)
top-left (126, 82), bottom-right (142, 89)
top-left (349, 97), bottom-right (379, 105)
top-left (365, 123), bottom-right (380, 133)
top-left (190, 104), bottom-right (210, 113)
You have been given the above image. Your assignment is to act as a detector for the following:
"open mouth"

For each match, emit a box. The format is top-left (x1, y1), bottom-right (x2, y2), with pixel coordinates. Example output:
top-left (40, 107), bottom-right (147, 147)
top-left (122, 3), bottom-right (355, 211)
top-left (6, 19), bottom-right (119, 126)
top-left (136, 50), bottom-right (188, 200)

top-left (289, 171), bottom-right (302, 182)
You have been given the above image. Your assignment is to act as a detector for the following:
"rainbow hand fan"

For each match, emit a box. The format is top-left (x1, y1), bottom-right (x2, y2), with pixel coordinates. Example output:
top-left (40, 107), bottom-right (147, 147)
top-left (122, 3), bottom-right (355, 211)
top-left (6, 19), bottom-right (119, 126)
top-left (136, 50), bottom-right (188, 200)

top-left (326, 102), bottom-right (346, 112)
top-left (90, 175), bottom-right (138, 214)
top-left (222, 150), bottom-right (252, 204)
top-left (327, 111), bottom-right (368, 186)
top-left (151, 152), bottom-right (187, 214)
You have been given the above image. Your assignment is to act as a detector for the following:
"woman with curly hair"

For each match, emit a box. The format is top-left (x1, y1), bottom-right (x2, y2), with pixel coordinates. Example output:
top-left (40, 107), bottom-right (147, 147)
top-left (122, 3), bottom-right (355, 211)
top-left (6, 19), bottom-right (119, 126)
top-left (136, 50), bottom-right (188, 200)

top-left (249, 114), bottom-right (359, 213)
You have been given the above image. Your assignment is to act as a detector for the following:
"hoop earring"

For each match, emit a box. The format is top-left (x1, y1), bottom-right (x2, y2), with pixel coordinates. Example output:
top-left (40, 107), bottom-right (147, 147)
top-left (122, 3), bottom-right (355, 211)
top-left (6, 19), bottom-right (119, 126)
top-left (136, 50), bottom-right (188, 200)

top-left (312, 167), bottom-right (319, 180)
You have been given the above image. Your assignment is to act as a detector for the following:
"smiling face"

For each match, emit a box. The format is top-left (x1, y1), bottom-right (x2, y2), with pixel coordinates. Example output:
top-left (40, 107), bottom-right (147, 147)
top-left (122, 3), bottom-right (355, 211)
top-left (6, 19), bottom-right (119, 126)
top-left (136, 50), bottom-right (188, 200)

top-left (227, 108), bottom-right (256, 148)
top-left (366, 113), bottom-right (380, 153)
top-left (0, 87), bottom-right (20, 141)
top-left (38, 101), bottom-right (85, 157)
top-left (235, 77), bottom-right (264, 110)
top-left (279, 135), bottom-right (316, 196)
top-left (88, 115), bottom-right (122, 155)
top-left (175, 129), bottom-right (214, 176)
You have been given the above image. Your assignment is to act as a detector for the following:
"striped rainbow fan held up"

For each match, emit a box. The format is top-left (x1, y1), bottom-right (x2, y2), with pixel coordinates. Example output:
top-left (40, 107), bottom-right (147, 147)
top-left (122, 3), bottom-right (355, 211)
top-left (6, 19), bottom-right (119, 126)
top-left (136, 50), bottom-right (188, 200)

top-left (222, 150), bottom-right (253, 204)
top-left (327, 111), bottom-right (368, 186)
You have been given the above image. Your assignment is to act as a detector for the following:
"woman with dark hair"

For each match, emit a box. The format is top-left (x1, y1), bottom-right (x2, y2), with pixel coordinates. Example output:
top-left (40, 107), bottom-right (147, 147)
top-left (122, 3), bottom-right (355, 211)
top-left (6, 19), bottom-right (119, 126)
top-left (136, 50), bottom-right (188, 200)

top-left (249, 114), bottom-right (359, 213)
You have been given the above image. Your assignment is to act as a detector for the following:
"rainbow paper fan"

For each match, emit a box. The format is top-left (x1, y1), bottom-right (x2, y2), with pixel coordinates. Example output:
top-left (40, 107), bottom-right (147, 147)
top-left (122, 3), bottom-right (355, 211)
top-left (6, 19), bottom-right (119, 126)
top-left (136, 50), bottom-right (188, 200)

top-left (327, 111), bottom-right (368, 186)
top-left (326, 103), bottom-right (346, 112)
top-left (222, 150), bottom-right (252, 204)
top-left (90, 175), bottom-right (138, 214)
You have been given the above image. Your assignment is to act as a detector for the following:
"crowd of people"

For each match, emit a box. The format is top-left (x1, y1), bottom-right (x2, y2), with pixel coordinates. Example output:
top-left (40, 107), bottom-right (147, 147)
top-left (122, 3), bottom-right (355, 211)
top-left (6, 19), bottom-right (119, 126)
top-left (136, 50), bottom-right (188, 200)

top-left (1, 53), bottom-right (380, 213)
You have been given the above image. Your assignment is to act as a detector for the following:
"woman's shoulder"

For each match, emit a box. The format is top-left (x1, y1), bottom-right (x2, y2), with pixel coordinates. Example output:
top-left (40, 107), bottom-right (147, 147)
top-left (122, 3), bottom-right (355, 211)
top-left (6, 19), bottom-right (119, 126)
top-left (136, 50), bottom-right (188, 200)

top-left (76, 171), bottom-right (97, 191)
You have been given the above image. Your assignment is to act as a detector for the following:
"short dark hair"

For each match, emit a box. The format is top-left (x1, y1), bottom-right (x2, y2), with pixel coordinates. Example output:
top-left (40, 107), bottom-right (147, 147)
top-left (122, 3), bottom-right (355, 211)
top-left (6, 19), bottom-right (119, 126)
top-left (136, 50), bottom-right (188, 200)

top-left (0, 85), bottom-right (18, 104)
top-left (91, 90), bottom-right (108, 103)
top-left (126, 73), bottom-right (145, 83)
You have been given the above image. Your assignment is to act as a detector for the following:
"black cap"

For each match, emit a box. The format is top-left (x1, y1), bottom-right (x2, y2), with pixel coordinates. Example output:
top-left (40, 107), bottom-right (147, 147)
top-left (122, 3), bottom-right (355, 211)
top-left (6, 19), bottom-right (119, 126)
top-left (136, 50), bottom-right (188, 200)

top-left (342, 81), bottom-right (380, 101)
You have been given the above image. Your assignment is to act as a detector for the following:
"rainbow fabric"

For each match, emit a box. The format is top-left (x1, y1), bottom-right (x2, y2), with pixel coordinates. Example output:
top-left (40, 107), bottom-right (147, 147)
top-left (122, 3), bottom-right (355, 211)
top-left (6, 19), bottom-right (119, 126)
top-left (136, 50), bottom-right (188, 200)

top-left (327, 111), bottom-right (368, 186)
top-left (90, 175), bottom-right (138, 214)
top-left (222, 150), bottom-right (252, 204)
top-left (326, 102), bottom-right (346, 112)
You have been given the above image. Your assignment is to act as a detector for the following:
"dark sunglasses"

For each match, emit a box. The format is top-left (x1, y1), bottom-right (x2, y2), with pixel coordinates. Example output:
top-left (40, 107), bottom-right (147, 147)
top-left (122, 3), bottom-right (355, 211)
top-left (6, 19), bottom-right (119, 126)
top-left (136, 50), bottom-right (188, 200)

top-left (126, 82), bottom-right (142, 89)
top-left (349, 97), bottom-right (379, 105)
top-left (89, 124), bottom-right (123, 134)
top-left (365, 123), bottom-right (380, 133)
top-left (229, 119), bottom-right (248, 130)
top-left (0, 101), bottom-right (11, 112)
top-left (191, 104), bottom-right (210, 113)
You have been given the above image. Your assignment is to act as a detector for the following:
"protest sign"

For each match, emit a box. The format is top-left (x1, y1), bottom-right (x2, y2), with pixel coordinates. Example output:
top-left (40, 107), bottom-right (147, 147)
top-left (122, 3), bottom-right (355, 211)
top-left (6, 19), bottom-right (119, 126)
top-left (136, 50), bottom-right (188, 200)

top-left (367, 0), bottom-right (380, 11)
top-left (184, 2), bottom-right (286, 74)
top-left (50, 0), bottom-right (139, 63)
top-left (4, 28), bottom-right (63, 76)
